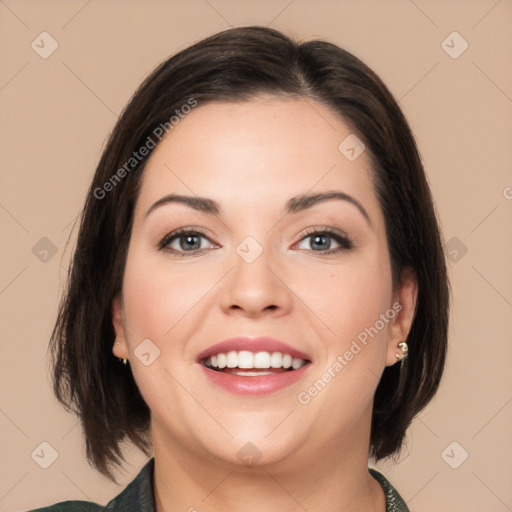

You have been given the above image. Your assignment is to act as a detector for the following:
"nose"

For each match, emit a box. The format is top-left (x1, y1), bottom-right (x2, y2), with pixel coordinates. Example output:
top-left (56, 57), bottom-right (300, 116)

top-left (219, 243), bottom-right (293, 318)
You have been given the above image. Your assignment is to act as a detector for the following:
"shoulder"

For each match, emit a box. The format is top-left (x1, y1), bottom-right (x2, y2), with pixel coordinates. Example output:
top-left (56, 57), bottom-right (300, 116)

top-left (27, 501), bottom-right (102, 511)
top-left (369, 468), bottom-right (410, 512)
top-left (27, 458), bottom-right (155, 512)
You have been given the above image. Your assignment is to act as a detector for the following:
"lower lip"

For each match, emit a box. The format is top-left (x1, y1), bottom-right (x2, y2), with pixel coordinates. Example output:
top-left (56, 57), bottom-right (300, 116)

top-left (198, 363), bottom-right (311, 396)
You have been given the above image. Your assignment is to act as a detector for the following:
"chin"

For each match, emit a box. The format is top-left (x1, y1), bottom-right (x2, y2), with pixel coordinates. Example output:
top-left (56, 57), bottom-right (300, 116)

top-left (197, 425), bottom-right (306, 471)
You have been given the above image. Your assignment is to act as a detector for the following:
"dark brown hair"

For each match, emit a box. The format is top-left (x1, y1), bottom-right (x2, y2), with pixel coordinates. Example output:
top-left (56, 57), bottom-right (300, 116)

top-left (50, 25), bottom-right (449, 481)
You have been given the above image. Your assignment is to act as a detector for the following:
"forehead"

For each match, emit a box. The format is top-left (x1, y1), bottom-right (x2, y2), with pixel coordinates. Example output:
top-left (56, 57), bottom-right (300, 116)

top-left (135, 97), bottom-right (379, 220)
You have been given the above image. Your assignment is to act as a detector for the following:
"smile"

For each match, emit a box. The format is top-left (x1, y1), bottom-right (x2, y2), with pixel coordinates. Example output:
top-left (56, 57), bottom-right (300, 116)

top-left (196, 336), bottom-right (312, 395)
top-left (202, 350), bottom-right (308, 375)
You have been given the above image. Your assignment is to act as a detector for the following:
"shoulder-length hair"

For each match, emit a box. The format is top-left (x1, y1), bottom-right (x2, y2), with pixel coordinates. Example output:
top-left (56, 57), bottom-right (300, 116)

top-left (50, 25), bottom-right (449, 481)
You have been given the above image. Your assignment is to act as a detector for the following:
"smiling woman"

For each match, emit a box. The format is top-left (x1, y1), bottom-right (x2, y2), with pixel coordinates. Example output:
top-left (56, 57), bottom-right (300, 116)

top-left (31, 26), bottom-right (449, 512)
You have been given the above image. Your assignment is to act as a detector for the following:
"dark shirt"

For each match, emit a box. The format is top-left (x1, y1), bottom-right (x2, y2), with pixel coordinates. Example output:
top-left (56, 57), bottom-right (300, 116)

top-left (29, 458), bottom-right (409, 511)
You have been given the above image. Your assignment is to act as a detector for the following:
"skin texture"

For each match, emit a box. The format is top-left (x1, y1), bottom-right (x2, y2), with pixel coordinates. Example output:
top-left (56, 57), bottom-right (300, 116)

top-left (112, 97), bottom-right (417, 512)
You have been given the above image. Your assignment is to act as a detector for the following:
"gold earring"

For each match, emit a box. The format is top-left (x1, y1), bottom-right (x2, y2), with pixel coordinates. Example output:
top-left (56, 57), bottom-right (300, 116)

top-left (395, 341), bottom-right (408, 368)
top-left (114, 342), bottom-right (127, 365)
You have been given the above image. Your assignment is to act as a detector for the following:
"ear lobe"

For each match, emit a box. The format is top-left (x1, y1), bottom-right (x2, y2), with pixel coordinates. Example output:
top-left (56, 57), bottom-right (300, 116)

top-left (385, 268), bottom-right (418, 366)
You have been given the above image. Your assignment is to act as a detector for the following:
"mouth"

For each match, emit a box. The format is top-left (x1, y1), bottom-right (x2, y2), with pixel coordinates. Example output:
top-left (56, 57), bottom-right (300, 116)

top-left (196, 337), bottom-right (312, 395)
top-left (201, 350), bottom-right (310, 376)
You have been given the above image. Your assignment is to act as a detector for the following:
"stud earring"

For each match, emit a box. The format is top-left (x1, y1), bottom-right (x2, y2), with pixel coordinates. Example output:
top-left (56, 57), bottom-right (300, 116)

top-left (395, 341), bottom-right (408, 368)
top-left (114, 341), bottom-right (127, 365)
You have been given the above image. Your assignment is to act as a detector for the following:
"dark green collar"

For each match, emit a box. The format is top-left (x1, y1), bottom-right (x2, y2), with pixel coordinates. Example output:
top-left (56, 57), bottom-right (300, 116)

top-left (369, 467), bottom-right (410, 512)
top-left (104, 459), bottom-right (409, 512)
top-left (103, 458), bottom-right (156, 511)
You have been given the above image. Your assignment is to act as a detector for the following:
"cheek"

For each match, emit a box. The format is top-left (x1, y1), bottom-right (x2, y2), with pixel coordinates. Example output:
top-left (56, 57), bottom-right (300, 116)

top-left (301, 249), bottom-right (393, 353)
top-left (122, 267), bottom-right (168, 342)
top-left (119, 250), bottom-right (202, 416)
top-left (121, 250), bottom-right (206, 345)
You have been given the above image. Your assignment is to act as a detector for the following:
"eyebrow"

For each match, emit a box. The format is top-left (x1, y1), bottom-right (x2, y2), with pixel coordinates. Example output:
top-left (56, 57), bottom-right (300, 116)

top-left (144, 190), bottom-right (370, 224)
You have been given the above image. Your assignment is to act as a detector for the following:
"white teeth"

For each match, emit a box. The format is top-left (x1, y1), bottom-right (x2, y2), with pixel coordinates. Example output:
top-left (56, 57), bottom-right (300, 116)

top-left (238, 351), bottom-right (254, 369)
top-left (269, 352), bottom-right (283, 368)
top-left (292, 358), bottom-right (303, 370)
top-left (203, 350), bottom-right (307, 370)
top-left (226, 351), bottom-right (238, 368)
top-left (217, 353), bottom-right (227, 368)
top-left (253, 351), bottom-right (270, 368)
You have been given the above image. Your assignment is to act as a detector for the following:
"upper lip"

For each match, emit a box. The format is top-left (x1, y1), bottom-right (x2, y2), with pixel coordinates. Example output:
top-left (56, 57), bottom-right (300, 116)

top-left (196, 336), bottom-right (312, 363)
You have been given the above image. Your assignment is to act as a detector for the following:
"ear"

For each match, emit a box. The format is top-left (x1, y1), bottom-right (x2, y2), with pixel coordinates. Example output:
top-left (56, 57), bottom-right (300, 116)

top-left (385, 268), bottom-right (418, 367)
top-left (112, 294), bottom-right (129, 360)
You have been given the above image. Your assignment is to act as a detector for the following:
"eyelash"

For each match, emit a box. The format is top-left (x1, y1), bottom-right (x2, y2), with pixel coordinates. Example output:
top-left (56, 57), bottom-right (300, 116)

top-left (157, 226), bottom-right (353, 258)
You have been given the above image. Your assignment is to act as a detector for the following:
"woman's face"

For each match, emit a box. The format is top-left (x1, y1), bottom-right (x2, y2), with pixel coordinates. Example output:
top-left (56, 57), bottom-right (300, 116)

top-left (113, 97), bottom-right (414, 469)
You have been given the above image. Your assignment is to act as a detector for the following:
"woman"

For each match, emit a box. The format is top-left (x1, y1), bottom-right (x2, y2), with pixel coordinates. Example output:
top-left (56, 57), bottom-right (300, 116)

top-left (31, 25), bottom-right (449, 512)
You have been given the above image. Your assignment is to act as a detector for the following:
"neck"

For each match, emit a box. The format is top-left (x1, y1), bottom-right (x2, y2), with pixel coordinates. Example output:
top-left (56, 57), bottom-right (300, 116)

top-left (151, 422), bottom-right (386, 512)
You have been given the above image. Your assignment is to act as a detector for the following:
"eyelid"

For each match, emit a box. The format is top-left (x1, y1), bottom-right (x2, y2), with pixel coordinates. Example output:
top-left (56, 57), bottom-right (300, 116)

top-left (157, 226), bottom-right (218, 252)
top-left (158, 224), bottom-right (353, 257)
top-left (298, 225), bottom-right (351, 241)
top-left (294, 225), bottom-right (353, 252)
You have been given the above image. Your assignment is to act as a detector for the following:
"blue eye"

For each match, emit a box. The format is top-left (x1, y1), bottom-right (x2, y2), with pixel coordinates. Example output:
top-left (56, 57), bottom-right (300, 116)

top-left (158, 229), bottom-right (216, 256)
top-left (158, 226), bottom-right (353, 257)
top-left (296, 228), bottom-right (353, 254)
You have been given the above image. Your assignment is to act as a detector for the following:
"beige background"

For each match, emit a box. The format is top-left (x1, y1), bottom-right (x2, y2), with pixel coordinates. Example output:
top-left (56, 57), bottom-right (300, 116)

top-left (1, 1), bottom-right (511, 511)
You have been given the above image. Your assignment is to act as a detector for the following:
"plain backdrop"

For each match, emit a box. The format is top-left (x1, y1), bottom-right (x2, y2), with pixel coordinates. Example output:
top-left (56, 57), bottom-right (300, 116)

top-left (1, 1), bottom-right (511, 511)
